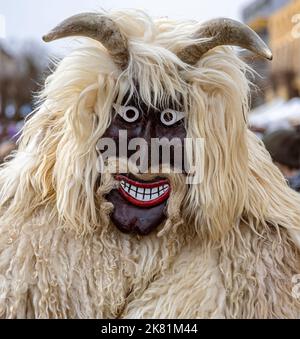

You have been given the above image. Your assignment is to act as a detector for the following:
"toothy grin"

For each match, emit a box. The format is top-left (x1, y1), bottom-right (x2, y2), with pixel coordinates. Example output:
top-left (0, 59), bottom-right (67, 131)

top-left (115, 175), bottom-right (171, 208)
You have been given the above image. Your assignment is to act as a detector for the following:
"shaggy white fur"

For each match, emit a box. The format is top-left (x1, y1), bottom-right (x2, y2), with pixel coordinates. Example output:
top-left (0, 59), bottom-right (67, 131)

top-left (0, 9), bottom-right (300, 319)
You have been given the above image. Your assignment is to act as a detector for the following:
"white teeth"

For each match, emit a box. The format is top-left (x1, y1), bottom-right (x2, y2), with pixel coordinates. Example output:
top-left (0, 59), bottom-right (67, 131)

top-left (120, 181), bottom-right (170, 203)
top-left (152, 193), bottom-right (159, 199)
top-left (144, 195), bottom-right (151, 202)
top-left (136, 193), bottom-right (144, 200)
top-left (137, 188), bottom-right (144, 194)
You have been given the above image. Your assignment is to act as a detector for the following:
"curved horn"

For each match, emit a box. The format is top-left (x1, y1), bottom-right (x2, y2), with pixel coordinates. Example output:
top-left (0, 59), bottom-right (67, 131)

top-left (177, 18), bottom-right (273, 65)
top-left (43, 13), bottom-right (129, 70)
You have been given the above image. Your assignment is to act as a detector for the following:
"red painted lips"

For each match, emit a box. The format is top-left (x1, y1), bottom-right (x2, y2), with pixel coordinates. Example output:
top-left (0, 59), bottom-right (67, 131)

top-left (115, 175), bottom-right (171, 208)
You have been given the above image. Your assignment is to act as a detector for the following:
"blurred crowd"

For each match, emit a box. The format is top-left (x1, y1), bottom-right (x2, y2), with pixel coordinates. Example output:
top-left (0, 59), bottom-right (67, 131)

top-left (0, 42), bottom-right (48, 162)
top-left (263, 128), bottom-right (300, 192)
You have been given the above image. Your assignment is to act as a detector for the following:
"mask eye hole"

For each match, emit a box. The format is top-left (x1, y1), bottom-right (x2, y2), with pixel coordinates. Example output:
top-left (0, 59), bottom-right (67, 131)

top-left (114, 105), bottom-right (140, 123)
top-left (160, 109), bottom-right (185, 127)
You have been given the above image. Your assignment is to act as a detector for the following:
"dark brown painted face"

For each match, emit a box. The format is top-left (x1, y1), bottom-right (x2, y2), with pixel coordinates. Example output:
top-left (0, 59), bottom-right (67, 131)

top-left (101, 94), bottom-right (187, 236)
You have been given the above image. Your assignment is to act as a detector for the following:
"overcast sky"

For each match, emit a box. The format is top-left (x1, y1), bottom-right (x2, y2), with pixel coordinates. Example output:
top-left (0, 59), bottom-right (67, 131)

top-left (1, 0), bottom-right (252, 53)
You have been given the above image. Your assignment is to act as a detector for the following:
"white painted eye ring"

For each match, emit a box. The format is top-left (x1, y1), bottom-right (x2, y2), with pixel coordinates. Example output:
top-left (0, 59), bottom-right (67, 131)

top-left (160, 110), bottom-right (185, 127)
top-left (114, 105), bottom-right (140, 123)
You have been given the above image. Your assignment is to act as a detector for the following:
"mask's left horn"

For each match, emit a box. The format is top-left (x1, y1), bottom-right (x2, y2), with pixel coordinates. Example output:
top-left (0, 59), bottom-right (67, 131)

top-left (43, 12), bottom-right (129, 70)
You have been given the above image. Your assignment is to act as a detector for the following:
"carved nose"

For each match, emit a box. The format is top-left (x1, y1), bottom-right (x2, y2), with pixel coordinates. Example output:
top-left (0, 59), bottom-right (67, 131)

top-left (139, 121), bottom-right (153, 172)
top-left (141, 121), bottom-right (152, 144)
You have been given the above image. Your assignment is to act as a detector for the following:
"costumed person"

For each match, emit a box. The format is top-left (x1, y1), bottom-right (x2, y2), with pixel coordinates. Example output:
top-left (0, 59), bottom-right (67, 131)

top-left (263, 129), bottom-right (300, 192)
top-left (0, 10), bottom-right (300, 319)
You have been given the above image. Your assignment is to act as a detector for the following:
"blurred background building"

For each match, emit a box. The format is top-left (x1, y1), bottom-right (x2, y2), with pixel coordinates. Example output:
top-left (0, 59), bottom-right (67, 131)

top-left (242, 0), bottom-right (300, 136)
top-left (242, 0), bottom-right (291, 107)
top-left (268, 0), bottom-right (300, 100)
